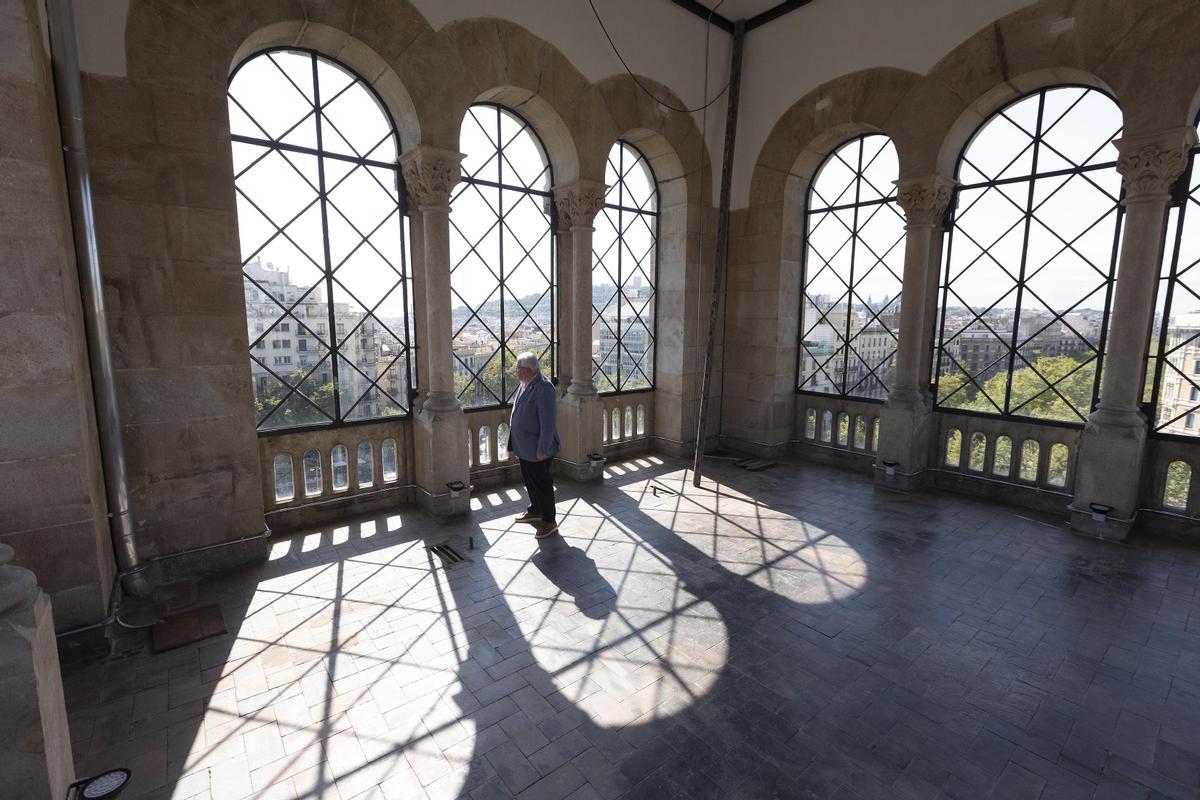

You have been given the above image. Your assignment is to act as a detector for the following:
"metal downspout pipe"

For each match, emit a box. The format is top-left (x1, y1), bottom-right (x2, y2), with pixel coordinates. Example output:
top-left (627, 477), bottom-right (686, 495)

top-left (45, 0), bottom-right (154, 598)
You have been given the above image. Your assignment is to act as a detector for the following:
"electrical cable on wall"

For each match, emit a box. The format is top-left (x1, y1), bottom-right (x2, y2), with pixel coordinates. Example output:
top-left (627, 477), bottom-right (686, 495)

top-left (587, 0), bottom-right (730, 113)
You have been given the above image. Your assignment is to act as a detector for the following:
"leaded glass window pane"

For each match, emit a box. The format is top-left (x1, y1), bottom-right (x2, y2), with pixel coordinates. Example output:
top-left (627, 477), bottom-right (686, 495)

top-left (229, 50), bottom-right (413, 432)
top-left (451, 104), bottom-right (555, 409)
top-left (594, 141), bottom-right (657, 393)
top-left (935, 87), bottom-right (1123, 424)
top-left (1148, 123), bottom-right (1200, 438)
top-left (799, 134), bottom-right (903, 401)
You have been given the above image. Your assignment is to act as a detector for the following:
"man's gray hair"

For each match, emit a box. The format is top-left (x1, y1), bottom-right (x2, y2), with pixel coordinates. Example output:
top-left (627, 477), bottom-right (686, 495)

top-left (516, 352), bottom-right (540, 371)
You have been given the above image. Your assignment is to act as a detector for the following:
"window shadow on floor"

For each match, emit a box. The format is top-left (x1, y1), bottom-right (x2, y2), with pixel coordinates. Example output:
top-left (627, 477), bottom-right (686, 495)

top-left (58, 454), bottom-right (1196, 800)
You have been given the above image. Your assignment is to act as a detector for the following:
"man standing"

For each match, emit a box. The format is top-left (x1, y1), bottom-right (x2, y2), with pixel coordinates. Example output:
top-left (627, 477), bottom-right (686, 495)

top-left (509, 352), bottom-right (561, 538)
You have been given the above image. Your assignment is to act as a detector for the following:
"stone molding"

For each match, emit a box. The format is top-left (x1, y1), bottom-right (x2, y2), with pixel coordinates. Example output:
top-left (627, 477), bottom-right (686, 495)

top-left (399, 146), bottom-right (464, 211)
top-left (553, 180), bottom-right (606, 230)
top-left (894, 175), bottom-right (956, 227)
top-left (1115, 128), bottom-right (1197, 202)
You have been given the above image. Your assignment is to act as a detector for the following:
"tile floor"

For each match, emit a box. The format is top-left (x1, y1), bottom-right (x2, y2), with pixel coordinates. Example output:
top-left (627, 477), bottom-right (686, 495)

top-left (62, 456), bottom-right (1200, 799)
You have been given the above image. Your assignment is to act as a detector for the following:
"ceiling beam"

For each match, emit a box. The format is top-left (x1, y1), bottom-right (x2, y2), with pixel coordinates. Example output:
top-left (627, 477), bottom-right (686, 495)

top-left (745, 0), bottom-right (815, 32)
top-left (669, 0), bottom-right (736, 33)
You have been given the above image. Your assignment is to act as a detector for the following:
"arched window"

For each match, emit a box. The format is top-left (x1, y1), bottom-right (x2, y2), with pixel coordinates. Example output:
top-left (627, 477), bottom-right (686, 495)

top-left (451, 104), bottom-right (555, 408)
top-left (228, 50), bottom-right (413, 431)
top-left (497, 423), bottom-right (510, 461)
top-left (798, 134), bottom-right (904, 400)
top-left (968, 432), bottom-right (987, 471)
top-left (381, 439), bottom-right (398, 482)
top-left (302, 449), bottom-right (322, 496)
top-left (935, 87), bottom-right (1123, 423)
top-left (273, 454), bottom-right (294, 502)
top-left (1020, 439), bottom-right (1040, 481)
top-left (944, 429), bottom-right (962, 466)
top-left (993, 435), bottom-right (1013, 476)
top-left (1048, 443), bottom-right (1070, 487)
top-left (1163, 460), bottom-right (1191, 509)
top-left (594, 141), bottom-right (657, 393)
top-left (331, 444), bottom-right (349, 491)
top-left (356, 442), bottom-right (373, 487)
top-left (479, 426), bottom-right (492, 465)
top-left (1148, 121), bottom-right (1200, 438)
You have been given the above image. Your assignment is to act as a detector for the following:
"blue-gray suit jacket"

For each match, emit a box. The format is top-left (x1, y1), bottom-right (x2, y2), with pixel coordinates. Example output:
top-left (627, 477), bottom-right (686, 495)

top-left (509, 373), bottom-right (560, 462)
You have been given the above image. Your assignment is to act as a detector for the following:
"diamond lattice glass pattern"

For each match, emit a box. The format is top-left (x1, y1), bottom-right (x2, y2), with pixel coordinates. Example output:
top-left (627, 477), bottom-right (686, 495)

top-left (1149, 126), bottom-right (1200, 438)
top-left (451, 105), bottom-right (555, 409)
top-left (799, 135), bottom-right (904, 401)
top-left (593, 142), bottom-right (657, 394)
top-left (935, 87), bottom-right (1123, 424)
top-left (229, 50), bottom-right (413, 431)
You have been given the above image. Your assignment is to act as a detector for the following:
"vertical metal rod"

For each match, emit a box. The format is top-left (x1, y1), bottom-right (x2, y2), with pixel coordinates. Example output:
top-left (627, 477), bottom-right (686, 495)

top-left (46, 0), bottom-right (153, 596)
top-left (692, 20), bottom-right (745, 487)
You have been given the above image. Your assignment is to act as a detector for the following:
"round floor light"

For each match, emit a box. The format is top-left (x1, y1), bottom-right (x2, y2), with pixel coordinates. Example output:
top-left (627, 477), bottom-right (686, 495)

top-left (70, 768), bottom-right (131, 799)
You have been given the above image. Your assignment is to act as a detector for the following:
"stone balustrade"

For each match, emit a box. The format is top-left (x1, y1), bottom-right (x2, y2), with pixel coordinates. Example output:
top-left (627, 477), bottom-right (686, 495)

top-left (1141, 439), bottom-right (1200, 538)
top-left (796, 397), bottom-right (882, 472)
top-left (930, 412), bottom-right (1081, 513)
top-left (601, 393), bottom-right (654, 455)
top-left (258, 421), bottom-right (413, 530)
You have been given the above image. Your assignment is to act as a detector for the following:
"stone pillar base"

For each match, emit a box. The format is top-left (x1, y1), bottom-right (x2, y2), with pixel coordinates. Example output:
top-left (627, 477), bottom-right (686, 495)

top-left (412, 404), bottom-right (471, 517)
top-left (557, 392), bottom-right (604, 482)
top-left (873, 394), bottom-right (935, 493)
top-left (555, 455), bottom-right (606, 482)
top-left (0, 545), bottom-right (73, 800)
top-left (1069, 411), bottom-right (1146, 541)
top-left (1068, 507), bottom-right (1136, 542)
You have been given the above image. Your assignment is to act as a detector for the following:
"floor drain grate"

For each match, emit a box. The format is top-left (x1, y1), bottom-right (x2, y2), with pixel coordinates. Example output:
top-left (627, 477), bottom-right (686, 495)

top-left (428, 543), bottom-right (466, 566)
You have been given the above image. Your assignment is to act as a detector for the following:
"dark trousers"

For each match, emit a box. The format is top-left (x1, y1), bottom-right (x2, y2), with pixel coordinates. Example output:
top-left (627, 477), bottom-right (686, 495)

top-left (519, 458), bottom-right (556, 522)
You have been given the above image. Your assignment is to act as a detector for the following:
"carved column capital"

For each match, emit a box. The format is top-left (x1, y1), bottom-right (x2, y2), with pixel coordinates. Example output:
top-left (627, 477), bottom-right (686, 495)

top-left (1115, 127), bottom-right (1197, 202)
top-left (553, 179), bottom-right (606, 230)
top-left (399, 145), bottom-right (464, 211)
top-left (894, 175), bottom-right (956, 227)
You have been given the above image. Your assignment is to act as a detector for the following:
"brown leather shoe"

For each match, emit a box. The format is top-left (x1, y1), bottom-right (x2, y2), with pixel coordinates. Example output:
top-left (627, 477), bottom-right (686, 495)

top-left (515, 511), bottom-right (539, 524)
top-left (534, 521), bottom-right (559, 539)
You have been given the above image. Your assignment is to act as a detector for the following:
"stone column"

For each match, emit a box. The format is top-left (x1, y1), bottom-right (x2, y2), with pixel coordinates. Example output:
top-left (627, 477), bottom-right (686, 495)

top-left (554, 224), bottom-right (574, 397)
top-left (876, 175), bottom-right (955, 492)
top-left (553, 180), bottom-right (607, 481)
top-left (400, 145), bottom-right (470, 514)
top-left (0, 544), bottom-right (73, 800)
top-left (1071, 127), bottom-right (1196, 539)
top-left (407, 208), bottom-right (429, 413)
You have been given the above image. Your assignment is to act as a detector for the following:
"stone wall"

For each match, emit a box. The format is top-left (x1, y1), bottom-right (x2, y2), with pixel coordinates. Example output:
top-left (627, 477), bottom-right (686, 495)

top-left (0, 0), bottom-right (114, 628)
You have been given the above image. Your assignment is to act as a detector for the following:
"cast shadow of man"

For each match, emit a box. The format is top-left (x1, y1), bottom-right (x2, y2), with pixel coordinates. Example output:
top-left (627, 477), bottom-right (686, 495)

top-left (529, 539), bottom-right (617, 620)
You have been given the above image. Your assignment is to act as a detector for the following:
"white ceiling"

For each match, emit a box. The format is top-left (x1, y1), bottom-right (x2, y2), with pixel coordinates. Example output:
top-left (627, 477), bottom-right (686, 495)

top-left (696, 0), bottom-right (789, 23)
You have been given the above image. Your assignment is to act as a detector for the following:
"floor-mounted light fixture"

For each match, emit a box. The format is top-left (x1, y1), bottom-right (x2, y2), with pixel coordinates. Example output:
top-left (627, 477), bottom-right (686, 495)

top-left (67, 768), bottom-right (131, 799)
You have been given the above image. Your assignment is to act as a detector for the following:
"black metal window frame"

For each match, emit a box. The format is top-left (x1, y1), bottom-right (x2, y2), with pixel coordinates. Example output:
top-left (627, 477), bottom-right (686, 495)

top-left (594, 139), bottom-right (659, 396)
top-left (932, 85), bottom-right (1125, 429)
top-left (795, 133), bottom-right (905, 403)
top-left (1147, 123), bottom-right (1200, 441)
top-left (229, 47), bottom-right (415, 435)
top-left (449, 101), bottom-right (557, 410)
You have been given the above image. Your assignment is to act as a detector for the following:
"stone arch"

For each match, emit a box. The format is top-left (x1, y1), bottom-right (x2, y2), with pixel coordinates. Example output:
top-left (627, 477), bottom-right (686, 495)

top-left (933, 67), bottom-right (1119, 179)
top-left (589, 74), bottom-right (711, 198)
top-left (430, 18), bottom-right (593, 164)
top-left (749, 68), bottom-right (921, 207)
top-left (469, 86), bottom-right (580, 186)
top-left (229, 21), bottom-right (423, 148)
